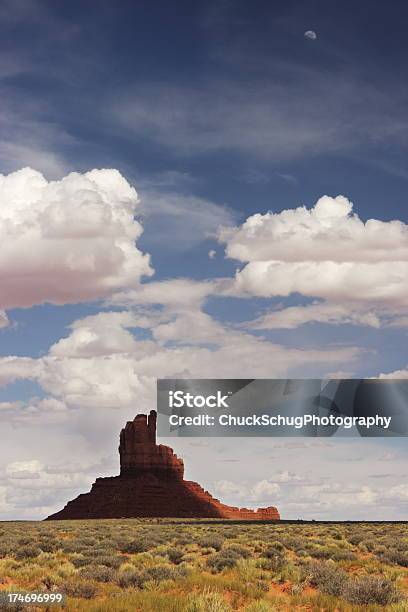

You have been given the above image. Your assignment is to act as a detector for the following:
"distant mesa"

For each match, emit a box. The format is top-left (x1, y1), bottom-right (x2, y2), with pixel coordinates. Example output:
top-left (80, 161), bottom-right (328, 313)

top-left (46, 410), bottom-right (280, 521)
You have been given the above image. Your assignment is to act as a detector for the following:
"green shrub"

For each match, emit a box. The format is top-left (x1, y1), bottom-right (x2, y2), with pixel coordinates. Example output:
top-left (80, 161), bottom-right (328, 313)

top-left (62, 541), bottom-right (88, 554)
top-left (61, 578), bottom-right (97, 599)
top-left (305, 561), bottom-right (348, 597)
top-left (207, 551), bottom-right (240, 573)
top-left (296, 549), bottom-right (308, 558)
top-left (144, 564), bottom-right (176, 582)
top-left (347, 533), bottom-right (364, 545)
top-left (362, 538), bottom-right (377, 552)
top-left (71, 553), bottom-right (123, 569)
top-left (164, 546), bottom-right (184, 564)
top-left (80, 565), bottom-right (115, 582)
top-left (185, 588), bottom-right (232, 612)
top-left (70, 556), bottom-right (91, 568)
top-left (344, 575), bottom-right (403, 605)
top-left (122, 539), bottom-right (153, 553)
top-left (14, 545), bottom-right (41, 560)
top-left (267, 540), bottom-right (284, 551)
top-left (92, 554), bottom-right (124, 569)
top-left (0, 542), bottom-right (12, 558)
top-left (222, 543), bottom-right (251, 559)
top-left (384, 550), bottom-right (408, 567)
top-left (262, 548), bottom-right (286, 572)
top-left (311, 547), bottom-right (355, 561)
top-left (116, 567), bottom-right (144, 588)
top-left (17, 537), bottom-right (33, 546)
top-left (199, 536), bottom-right (224, 551)
top-left (244, 601), bottom-right (277, 611)
top-left (39, 540), bottom-right (58, 553)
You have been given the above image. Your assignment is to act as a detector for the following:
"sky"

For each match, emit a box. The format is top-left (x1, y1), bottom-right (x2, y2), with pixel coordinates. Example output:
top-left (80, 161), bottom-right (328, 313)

top-left (0, 0), bottom-right (407, 520)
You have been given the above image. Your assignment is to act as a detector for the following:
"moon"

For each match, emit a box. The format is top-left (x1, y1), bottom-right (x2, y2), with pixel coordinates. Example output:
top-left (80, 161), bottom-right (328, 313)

top-left (304, 30), bottom-right (317, 40)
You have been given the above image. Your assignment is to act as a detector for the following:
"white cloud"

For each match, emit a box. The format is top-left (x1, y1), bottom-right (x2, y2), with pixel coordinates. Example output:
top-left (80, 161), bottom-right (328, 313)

top-left (5, 459), bottom-right (89, 489)
top-left (0, 182), bottom-right (403, 519)
top-left (219, 195), bottom-right (408, 327)
top-left (109, 278), bottom-right (216, 311)
top-left (0, 300), bottom-right (362, 412)
top-left (249, 302), bottom-right (383, 330)
top-left (220, 196), bottom-right (408, 268)
top-left (6, 459), bottom-right (43, 479)
top-left (0, 357), bottom-right (40, 386)
top-left (274, 470), bottom-right (303, 483)
top-left (379, 367), bottom-right (408, 379)
top-left (385, 484), bottom-right (408, 501)
top-left (357, 486), bottom-right (377, 504)
top-left (212, 480), bottom-right (244, 498)
top-left (286, 483), bottom-right (379, 509)
top-left (0, 310), bottom-right (9, 328)
top-left (233, 260), bottom-right (408, 304)
top-left (0, 396), bottom-right (71, 427)
top-left (0, 167), bottom-right (152, 309)
top-left (34, 338), bottom-right (358, 411)
top-left (50, 311), bottom-right (147, 358)
top-left (249, 479), bottom-right (281, 500)
top-left (213, 479), bottom-right (280, 503)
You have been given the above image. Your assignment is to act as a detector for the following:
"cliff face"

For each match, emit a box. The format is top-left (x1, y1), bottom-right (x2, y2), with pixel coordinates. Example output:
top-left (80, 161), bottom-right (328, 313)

top-left (46, 410), bottom-right (280, 521)
top-left (119, 411), bottom-right (184, 480)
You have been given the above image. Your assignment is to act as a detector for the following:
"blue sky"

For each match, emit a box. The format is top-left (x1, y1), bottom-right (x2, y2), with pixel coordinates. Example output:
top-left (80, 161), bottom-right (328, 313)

top-left (0, 0), bottom-right (407, 520)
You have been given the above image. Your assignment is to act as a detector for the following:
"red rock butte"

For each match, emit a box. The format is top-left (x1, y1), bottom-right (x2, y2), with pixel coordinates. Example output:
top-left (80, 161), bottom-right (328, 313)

top-left (46, 410), bottom-right (280, 521)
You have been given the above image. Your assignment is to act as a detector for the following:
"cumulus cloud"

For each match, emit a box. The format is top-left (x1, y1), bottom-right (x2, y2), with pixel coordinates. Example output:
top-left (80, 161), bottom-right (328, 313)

top-left (234, 259), bottom-right (407, 305)
top-left (213, 479), bottom-right (280, 503)
top-left (0, 357), bottom-right (40, 386)
top-left (109, 278), bottom-right (217, 311)
top-left (0, 397), bottom-right (70, 428)
top-left (0, 311), bottom-right (9, 328)
top-left (6, 459), bottom-right (43, 479)
top-left (385, 484), bottom-right (408, 501)
top-left (0, 183), bottom-right (403, 519)
top-left (49, 311), bottom-right (147, 358)
top-left (379, 367), bottom-right (408, 379)
top-left (219, 195), bottom-right (408, 327)
top-left (36, 337), bottom-right (357, 410)
top-left (0, 300), bottom-right (362, 413)
top-left (220, 196), bottom-right (408, 267)
top-left (0, 167), bottom-right (152, 309)
top-left (0, 457), bottom-right (98, 515)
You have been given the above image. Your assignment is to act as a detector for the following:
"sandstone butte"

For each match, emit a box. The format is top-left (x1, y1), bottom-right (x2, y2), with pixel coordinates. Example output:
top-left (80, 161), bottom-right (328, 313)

top-left (46, 410), bottom-right (280, 521)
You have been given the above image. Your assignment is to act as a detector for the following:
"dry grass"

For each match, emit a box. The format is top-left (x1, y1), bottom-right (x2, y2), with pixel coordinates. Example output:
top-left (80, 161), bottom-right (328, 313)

top-left (0, 520), bottom-right (407, 611)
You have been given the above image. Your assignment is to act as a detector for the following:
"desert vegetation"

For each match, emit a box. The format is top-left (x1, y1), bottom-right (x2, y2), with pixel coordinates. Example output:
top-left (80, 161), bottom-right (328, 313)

top-left (0, 520), bottom-right (407, 611)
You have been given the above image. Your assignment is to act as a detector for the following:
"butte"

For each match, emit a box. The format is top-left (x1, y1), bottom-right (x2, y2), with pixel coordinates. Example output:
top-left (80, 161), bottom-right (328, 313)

top-left (46, 410), bottom-right (280, 521)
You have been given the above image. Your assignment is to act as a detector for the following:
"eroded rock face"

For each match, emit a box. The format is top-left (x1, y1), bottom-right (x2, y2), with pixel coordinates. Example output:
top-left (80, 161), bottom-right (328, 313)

top-left (46, 410), bottom-right (280, 521)
top-left (119, 411), bottom-right (184, 480)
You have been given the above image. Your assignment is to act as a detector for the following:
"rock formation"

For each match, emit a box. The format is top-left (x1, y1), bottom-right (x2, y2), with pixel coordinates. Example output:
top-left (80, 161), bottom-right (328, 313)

top-left (46, 410), bottom-right (280, 520)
